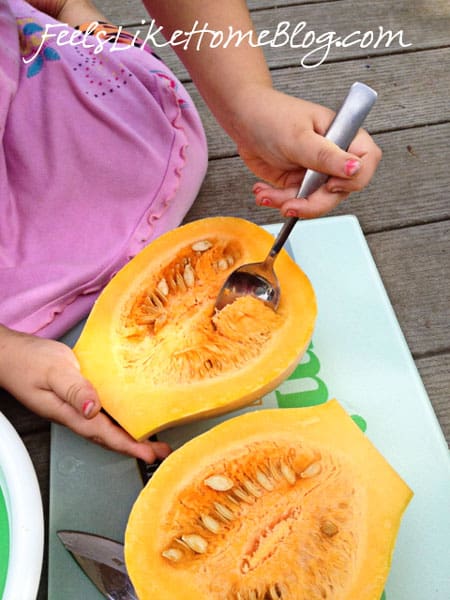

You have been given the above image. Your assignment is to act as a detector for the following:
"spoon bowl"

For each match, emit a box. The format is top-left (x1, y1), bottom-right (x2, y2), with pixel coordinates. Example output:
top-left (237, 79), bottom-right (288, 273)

top-left (215, 255), bottom-right (280, 310)
top-left (215, 82), bottom-right (378, 312)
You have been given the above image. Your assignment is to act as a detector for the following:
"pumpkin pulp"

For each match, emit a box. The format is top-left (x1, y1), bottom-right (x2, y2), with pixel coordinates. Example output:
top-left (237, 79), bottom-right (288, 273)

top-left (74, 217), bottom-right (317, 439)
top-left (125, 400), bottom-right (413, 600)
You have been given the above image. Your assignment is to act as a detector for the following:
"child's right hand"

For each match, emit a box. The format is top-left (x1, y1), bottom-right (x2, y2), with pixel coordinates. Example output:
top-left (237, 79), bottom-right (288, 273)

top-left (232, 87), bottom-right (382, 219)
top-left (0, 325), bottom-right (170, 462)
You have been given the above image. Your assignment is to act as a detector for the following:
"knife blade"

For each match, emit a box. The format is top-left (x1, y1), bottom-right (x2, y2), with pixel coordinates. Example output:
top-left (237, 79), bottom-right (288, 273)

top-left (57, 530), bottom-right (138, 600)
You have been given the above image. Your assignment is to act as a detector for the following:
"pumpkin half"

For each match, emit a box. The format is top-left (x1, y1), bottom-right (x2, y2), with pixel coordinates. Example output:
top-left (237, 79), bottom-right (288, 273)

top-left (125, 400), bottom-right (412, 600)
top-left (74, 217), bottom-right (317, 439)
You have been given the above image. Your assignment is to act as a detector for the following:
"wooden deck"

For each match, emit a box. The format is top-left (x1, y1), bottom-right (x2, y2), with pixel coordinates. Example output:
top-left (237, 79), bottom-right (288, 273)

top-left (2, 1), bottom-right (449, 597)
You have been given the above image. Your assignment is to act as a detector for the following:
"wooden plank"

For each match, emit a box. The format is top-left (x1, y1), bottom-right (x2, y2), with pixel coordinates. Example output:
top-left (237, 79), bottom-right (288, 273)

top-left (115, 0), bottom-right (450, 80)
top-left (251, 0), bottom-right (450, 69)
top-left (185, 122), bottom-right (450, 231)
top-left (0, 388), bottom-right (49, 436)
top-left (186, 47), bottom-right (450, 158)
top-left (249, 0), bottom-right (340, 8)
top-left (416, 353), bottom-right (450, 445)
top-left (366, 221), bottom-right (450, 357)
top-left (96, 0), bottom-right (347, 27)
top-left (95, 0), bottom-right (147, 25)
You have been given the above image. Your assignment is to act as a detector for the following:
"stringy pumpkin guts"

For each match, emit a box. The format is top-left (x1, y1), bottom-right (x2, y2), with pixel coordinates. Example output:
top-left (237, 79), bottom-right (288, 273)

top-left (118, 237), bottom-right (282, 384)
top-left (74, 217), bottom-right (317, 439)
top-left (125, 402), bottom-right (413, 600)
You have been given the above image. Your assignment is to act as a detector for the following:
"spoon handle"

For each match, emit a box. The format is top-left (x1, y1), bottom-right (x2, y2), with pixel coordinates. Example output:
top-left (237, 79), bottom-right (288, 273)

top-left (268, 82), bottom-right (378, 258)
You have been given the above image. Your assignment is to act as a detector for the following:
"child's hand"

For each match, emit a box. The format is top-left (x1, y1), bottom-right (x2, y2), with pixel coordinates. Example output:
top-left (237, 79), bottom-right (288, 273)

top-left (0, 325), bottom-right (170, 462)
top-left (233, 87), bottom-right (382, 218)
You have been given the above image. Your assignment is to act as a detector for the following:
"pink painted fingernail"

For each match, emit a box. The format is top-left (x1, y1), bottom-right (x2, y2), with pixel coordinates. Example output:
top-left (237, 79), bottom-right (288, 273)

top-left (345, 159), bottom-right (361, 177)
top-left (82, 400), bottom-right (94, 417)
top-left (260, 198), bottom-right (271, 206)
top-left (285, 209), bottom-right (297, 217)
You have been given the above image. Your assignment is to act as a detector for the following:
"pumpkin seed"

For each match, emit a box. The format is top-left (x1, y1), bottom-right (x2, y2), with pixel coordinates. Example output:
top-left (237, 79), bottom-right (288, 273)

top-left (156, 278), bottom-right (169, 296)
top-left (280, 462), bottom-right (296, 485)
top-left (175, 270), bottom-right (187, 292)
top-left (226, 493), bottom-right (240, 506)
top-left (255, 468), bottom-right (274, 491)
top-left (167, 270), bottom-right (177, 291)
top-left (191, 240), bottom-right (212, 252)
top-left (300, 461), bottom-right (322, 478)
top-left (135, 314), bottom-right (157, 325)
top-left (243, 478), bottom-right (262, 498)
top-left (214, 501), bottom-right (234, 521)
top-left (200, 514), bottom-right (220, 534)
top-left (217, 258), bottom-right (228, 271)
top-left (268, 459), bottom-right (283, 481)
top-left (269, 584), bottom-right (282, 600)
top-left (204, 474), bottom-right (234, 491)
top-left (232, 486), bottom-right (253, 503)
top-left (225, 255), bottom-right (235, 266)
top-left (180, 534), bottom-right (208, 554)
top-left (320, 520), bottom-right (339, 537)
top-left (174, 537), bottom-right (191, 551)
top-left (183, 263), bottom-right (195, 288)
top-left (149, 292), bottom-right (164, 309)
top-left (161, 547), bottom-right (183, 562)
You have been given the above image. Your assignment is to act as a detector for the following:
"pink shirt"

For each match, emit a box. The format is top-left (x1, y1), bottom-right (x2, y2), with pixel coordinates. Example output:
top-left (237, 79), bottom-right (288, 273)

top-left (0, 0), bottom-right (207, 338)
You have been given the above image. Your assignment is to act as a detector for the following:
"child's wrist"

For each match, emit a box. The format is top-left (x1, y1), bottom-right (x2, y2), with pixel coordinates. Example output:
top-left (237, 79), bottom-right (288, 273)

top-left (0, 324), bottom-right (18, 388)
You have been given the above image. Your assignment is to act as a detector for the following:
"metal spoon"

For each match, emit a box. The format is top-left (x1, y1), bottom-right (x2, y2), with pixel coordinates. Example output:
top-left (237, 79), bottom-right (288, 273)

top-left (215, 82), bottom-right (378, 311)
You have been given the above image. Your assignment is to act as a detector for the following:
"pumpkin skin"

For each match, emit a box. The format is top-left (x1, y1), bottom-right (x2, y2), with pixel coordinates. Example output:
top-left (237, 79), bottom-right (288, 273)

top-left (74, 217), bottom-right (317, 440)
top-left (125, 400), bottom-right (413, 600)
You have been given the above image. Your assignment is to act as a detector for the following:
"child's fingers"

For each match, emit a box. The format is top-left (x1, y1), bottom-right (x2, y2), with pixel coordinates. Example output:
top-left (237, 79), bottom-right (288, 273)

top-left (254, 182), bottom-right (348, 218)
top-left (63, 408), bottom-right (172, 463)
top-left (278, 190), bottom-right (349, 219)
top-left (325, 131), bottom-right (382, 194)
top-left (291, 129), bottom-right (363, 181)
top-left (254, 184), bottom-right (294, 206)
top-left (46, 362), bottom-right (101, 419)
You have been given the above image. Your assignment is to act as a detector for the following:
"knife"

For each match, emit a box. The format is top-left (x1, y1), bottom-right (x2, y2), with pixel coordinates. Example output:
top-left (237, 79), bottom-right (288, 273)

top-left (57, 457), bottom-right (161, 599)
top-left (57, 530), bottom-right (137, 600)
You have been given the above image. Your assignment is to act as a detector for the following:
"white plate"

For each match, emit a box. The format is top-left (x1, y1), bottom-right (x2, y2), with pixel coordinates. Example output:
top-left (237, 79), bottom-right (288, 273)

top-left (0, 411), bottom-right (44, 600)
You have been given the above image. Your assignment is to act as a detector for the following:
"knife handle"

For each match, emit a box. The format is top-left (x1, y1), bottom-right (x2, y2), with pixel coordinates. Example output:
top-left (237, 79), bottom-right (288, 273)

top-left (137, 434), bottom-right (163, 484)
top-left (137, 457), bottom-right (163, 484)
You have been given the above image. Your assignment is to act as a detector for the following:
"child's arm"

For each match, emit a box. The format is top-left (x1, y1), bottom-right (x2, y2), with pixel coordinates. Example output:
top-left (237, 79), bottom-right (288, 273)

top-left (143, 0), bottom-right (382, 217)
top-left (0, 325), bottom-right (170, 461)
top-left (26, 0), bottom-right (107, 25)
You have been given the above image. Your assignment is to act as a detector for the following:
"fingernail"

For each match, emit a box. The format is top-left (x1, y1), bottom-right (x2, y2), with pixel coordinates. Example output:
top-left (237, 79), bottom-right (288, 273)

top-left (285, 209), bottom-right (297, 217)
top-left (82, 400), bottom-right (94, 418)
top-left (345, 159), bottom-right (361, 177)
top-left (260, 198), bottom-right (271, 206)
top-left (253, 184), bottom-right (264, 194)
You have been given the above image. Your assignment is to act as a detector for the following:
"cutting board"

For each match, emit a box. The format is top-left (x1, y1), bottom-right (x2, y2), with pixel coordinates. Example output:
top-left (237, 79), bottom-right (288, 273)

top-left (48, 215), bottom-right (450, 599)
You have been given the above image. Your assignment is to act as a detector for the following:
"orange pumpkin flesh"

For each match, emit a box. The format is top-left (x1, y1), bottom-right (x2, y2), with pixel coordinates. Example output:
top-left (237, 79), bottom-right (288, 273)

top-left (125, 400), bottom-right (412, 600)
top-left (74, 217), bottom-right (317, 440)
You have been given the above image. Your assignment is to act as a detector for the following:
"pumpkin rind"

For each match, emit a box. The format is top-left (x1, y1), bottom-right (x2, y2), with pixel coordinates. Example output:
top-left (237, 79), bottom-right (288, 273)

top-left (74, 217), bottom-right (317, 439)
top-left (125, 400), bottom-right (412, 600)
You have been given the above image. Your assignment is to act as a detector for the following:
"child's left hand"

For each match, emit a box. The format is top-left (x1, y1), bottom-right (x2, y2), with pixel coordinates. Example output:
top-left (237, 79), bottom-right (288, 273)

top-left (0, 325), bottom-right (170, 462)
